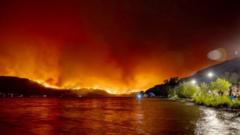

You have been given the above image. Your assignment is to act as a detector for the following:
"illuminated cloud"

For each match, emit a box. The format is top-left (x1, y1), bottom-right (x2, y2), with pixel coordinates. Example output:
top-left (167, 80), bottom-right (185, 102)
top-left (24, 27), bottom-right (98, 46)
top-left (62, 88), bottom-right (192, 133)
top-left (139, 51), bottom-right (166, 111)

top-left (0, 1), bottom-right (240, 93)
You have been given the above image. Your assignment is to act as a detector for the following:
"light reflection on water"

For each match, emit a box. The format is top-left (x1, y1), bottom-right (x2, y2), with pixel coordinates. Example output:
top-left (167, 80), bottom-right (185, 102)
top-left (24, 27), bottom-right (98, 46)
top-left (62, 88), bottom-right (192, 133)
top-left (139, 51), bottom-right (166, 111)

top-left (195, 107), bottom-right (240, 135)
top-left (0, 98), bottom-right (200, 135)
top-left (0, 98), bottom-right (239, 135)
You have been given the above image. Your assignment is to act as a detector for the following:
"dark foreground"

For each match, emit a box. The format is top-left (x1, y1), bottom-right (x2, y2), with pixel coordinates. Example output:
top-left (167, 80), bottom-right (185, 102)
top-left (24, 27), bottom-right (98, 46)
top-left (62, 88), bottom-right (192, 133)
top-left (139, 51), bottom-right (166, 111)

top-left (0, 98), bottom-right (239, 135)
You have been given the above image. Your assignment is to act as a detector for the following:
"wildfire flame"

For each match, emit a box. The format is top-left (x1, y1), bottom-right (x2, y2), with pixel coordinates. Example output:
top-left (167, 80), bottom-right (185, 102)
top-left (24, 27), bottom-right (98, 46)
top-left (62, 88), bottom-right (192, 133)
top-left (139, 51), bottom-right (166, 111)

top-left (33, 77), bottom-right (153, 95)
top-left (0, 40), bottom-right (167, 94)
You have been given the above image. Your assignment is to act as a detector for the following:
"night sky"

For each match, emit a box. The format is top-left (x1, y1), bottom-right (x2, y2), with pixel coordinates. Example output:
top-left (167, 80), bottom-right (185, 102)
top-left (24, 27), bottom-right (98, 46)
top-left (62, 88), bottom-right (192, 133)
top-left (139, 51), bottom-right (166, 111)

top-left (0, 0), bottom-right (240, 93)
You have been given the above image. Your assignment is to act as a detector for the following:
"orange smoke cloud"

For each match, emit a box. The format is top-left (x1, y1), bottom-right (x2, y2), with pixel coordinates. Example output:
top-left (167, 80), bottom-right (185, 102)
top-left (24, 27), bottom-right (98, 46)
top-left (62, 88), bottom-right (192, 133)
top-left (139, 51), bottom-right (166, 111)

top-left (1, 0), bottom-right (238, 94)
top-left (0, 37), bottom-right (167, 94)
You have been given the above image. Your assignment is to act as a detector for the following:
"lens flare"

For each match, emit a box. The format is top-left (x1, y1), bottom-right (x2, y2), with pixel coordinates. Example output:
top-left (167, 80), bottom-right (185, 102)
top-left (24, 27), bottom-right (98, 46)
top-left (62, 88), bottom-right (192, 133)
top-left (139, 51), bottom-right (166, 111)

top-left (207, 48), bottom-right (227, 61)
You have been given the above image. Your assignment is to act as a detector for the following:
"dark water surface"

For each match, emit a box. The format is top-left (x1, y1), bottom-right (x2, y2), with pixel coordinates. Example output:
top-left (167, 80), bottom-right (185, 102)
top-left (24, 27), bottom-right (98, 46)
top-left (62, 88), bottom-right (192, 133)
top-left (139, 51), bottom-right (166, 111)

top-left (0, 98), bottom-right (239, 135)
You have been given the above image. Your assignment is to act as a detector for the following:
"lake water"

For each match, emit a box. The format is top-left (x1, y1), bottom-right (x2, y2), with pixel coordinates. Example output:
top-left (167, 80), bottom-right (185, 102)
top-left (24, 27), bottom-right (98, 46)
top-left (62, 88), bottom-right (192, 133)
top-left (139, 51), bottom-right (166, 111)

top-left (0, 98), bottom-right (239, 135)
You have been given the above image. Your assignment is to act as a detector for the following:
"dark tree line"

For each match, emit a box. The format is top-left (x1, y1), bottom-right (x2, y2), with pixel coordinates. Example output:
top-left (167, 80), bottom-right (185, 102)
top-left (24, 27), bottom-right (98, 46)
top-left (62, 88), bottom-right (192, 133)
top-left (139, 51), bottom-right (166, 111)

top-left (145, 77), bottom-right (181, 97)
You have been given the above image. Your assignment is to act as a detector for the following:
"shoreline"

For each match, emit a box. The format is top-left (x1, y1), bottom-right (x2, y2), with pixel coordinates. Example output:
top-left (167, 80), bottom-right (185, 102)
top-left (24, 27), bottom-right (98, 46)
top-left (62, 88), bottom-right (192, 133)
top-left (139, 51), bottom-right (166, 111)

top-left (171, 97), bottom-right (240, 113)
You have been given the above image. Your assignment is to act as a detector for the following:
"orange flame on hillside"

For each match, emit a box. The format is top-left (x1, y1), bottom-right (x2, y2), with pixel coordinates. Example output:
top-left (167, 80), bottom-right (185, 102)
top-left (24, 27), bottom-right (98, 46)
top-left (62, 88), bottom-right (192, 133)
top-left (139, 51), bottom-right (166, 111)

top-left (0, 37), bottom-right (172, 94)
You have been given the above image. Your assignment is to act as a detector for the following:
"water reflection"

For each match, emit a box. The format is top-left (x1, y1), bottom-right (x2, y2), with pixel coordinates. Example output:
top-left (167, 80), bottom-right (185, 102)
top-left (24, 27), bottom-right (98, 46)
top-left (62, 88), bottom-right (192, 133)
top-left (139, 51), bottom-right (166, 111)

top-left (195, 107), bottom-right (240, 135)
top-left (0, 98), bottom-right (60, 135)
top-left (0, 98), bottom-right (199, 135)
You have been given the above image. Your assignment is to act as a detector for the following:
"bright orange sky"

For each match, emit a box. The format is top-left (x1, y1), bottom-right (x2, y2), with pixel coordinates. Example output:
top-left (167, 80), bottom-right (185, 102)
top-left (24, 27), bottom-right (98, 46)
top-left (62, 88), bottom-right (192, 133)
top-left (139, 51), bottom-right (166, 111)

top-left (0, 0), bottom-right (240, 93)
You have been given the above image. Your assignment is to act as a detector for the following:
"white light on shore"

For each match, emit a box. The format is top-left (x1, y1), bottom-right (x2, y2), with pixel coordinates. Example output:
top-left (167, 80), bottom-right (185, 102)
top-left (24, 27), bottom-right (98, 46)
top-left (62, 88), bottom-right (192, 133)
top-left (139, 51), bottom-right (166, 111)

top-left (136, 93), bottom-right (142, 99)
top-left (207, 72), bottom-right (214, 78)
top-left (191, 79), bottom-right (197, 85)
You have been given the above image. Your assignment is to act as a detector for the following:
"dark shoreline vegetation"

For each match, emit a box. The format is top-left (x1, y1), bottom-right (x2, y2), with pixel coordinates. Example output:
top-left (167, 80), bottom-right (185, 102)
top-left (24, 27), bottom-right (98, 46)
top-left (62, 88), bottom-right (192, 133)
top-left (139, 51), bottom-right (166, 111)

top-left (144, 58), bottom-right (240, 110)
top-left (145, 77), bottom-right (240, 110)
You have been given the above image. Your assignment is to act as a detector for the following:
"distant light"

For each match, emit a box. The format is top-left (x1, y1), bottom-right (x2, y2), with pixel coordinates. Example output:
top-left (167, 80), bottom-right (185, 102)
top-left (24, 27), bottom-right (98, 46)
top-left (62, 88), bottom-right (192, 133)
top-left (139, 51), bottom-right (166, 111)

top-left (234, 51), bottom-right (239, 56)
top-left (191, 79), bottom-right (197, 85)
top-left (136, 93), bottom-right (142, 99)
top-left (207, 72), bottom-right (214, 78)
